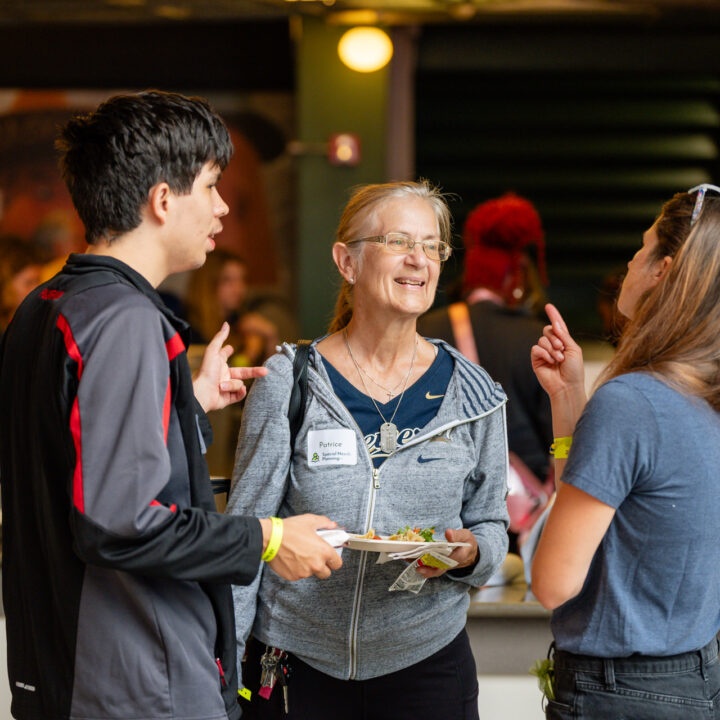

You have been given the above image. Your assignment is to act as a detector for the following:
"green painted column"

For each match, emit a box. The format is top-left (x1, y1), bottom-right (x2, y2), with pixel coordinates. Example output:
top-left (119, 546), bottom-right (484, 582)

top-left (296, 17), bottom-right (389, 337)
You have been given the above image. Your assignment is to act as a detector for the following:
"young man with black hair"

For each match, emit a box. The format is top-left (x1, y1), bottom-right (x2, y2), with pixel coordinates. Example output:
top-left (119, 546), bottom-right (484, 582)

top-left (0, 90), bottom-right (341, 720)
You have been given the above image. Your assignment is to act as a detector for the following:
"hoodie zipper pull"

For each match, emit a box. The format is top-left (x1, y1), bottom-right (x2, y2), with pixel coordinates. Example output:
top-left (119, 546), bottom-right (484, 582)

top-left (373, 468), bottom-right (380, 489)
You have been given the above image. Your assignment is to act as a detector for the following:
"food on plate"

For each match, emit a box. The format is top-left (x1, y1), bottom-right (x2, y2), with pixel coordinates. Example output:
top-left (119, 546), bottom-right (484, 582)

top-left (355, 526), bottom-right (437, 542)
top-left (358, 529), bottom-right (382, 540)
top-left (389, 526), bottom-right (436, 543)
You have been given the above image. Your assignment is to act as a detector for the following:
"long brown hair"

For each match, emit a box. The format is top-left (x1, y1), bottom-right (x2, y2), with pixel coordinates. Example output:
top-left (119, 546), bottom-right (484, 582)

top-left (599, 193), bottom-right (720, 410)
top-left (186, 249), bottom-right (245, 344)
top-left (327, 180), bottom-right (452, 334)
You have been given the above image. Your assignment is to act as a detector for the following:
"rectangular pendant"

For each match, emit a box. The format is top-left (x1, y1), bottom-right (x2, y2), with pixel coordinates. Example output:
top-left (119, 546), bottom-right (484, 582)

top-left (380, 422), bottom-right (398, 454)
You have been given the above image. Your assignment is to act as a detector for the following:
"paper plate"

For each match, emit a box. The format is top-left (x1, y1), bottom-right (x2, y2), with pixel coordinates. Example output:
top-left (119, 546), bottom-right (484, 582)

top-left (346, 536), bottom-right (469, 554)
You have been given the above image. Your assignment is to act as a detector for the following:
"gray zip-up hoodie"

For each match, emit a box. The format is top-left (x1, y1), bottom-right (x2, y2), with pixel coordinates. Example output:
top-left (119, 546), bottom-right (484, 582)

top-left (227, 339), bottom-right (509, 684)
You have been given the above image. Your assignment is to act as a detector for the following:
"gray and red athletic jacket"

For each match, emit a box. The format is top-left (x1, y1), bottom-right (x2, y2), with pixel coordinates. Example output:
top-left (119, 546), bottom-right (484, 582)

top-left (0, 254), bottom-right (261, 720)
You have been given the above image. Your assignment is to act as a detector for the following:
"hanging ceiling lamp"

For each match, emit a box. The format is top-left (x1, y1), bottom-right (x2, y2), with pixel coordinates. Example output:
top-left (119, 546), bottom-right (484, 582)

top-left (337, 26), bottom-right (393, 72)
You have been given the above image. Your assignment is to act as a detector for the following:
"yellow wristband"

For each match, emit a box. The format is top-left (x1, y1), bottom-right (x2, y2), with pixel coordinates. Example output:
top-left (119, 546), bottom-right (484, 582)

top-left (261, 517), bottom-right (283, 562)
top-left (551, 436), bottom-right (573, 459)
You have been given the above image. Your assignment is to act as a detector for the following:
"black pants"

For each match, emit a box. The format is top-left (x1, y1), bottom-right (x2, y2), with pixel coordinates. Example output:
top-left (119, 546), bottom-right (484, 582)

top-left (240, 629), bottom-right (479, 720)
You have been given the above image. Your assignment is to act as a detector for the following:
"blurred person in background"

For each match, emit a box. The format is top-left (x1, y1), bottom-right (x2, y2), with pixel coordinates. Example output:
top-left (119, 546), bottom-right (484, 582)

top-left (184, 249), bottom-right (280, 478)
top-left (0, 235), bottom-right (43, 340)
top-left (32, 214), bottom-right (86, 282)
top-left (186, 248), bottom-right (278, 366)
top-left (531, 188), bottom-right (720, 719)
top-left (419, 193), bottom-right (553, 552)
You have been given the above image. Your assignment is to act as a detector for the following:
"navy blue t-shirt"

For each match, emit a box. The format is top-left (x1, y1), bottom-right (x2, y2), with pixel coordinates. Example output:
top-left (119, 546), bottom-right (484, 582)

top-left (554, 372), bottom-right (720, 657)
top-left (323, 346), bottom-right (453, 467)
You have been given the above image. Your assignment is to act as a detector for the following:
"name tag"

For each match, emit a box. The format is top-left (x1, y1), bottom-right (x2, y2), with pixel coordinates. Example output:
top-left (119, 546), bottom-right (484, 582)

top-left (307, 429), bottom-right (357, 466)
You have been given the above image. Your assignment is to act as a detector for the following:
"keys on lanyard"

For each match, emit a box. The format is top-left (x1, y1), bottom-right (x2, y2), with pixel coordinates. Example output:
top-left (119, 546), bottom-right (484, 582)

top-left (258, 646), bottom-right (291, 713)
top-left (259, 647), bottom-right (282, 698)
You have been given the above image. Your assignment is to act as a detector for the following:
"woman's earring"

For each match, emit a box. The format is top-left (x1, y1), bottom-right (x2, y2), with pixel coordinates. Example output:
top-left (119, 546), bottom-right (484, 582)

top-left (348, 277), bottom-right (355, 284)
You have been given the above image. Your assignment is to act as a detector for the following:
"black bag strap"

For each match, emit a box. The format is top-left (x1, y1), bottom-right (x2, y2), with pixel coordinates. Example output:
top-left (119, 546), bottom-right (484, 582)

top-left (211, 341), bottom-right (311, 500)
top-left (288, 339), bottom-right (312, 448)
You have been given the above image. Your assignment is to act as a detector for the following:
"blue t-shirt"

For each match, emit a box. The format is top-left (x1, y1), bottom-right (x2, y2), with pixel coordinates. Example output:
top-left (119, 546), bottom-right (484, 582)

top-left (322, 346), bottom-right (454, 467)
top-left (553, 372), bottom-right (720, 657)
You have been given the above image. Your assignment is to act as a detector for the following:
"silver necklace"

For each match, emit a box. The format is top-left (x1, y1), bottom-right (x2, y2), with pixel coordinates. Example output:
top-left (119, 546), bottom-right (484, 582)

top-left (354, 362), bottom-right (406, 400)
top-left (343, 329), bottom-right (418, 454)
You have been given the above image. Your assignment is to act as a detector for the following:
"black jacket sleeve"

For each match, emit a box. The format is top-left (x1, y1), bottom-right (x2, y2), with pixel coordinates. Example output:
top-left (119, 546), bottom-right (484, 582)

top-left (65, 296), bottom-right (262, 584)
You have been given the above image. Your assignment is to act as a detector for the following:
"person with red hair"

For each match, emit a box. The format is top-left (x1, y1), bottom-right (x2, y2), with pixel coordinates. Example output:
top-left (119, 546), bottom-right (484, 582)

top-left (419, 193), bottom-right (552, 551)
top-left (461, 192), bottom-right (547, 310)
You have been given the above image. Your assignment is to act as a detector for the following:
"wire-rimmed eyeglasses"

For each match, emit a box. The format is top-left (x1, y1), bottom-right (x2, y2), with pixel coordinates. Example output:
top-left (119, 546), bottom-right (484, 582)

top-left (688, 183), bottom-right (720, 226)
top-left (346, 232), bottom-right (452, 262)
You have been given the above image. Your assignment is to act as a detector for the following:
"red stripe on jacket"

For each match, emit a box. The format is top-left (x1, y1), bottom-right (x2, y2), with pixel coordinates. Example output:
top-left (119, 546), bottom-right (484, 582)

top-left (57, 314), bottom-right (85, 513)
top-left (163, 379), bottom-right (172, 444)
top-left (150, 500), bottom-right (177, 513)
top-left (163, 333), bottom-right (184, 443)
top-left (40, 288), bottom-right (64, 300)
top-left (165, 332), bottom-right (185, 362)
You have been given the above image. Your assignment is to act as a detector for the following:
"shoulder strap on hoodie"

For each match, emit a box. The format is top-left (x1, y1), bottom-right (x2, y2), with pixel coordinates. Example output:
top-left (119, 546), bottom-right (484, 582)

top-left (211, 340), bottom-right (311, 499)
top-left (288, 339), bottom-right (312, 448)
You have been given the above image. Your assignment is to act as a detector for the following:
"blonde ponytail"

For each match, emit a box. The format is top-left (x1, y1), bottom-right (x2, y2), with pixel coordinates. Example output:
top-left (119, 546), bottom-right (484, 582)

top-left (328, 280), bottom-right (354, 334)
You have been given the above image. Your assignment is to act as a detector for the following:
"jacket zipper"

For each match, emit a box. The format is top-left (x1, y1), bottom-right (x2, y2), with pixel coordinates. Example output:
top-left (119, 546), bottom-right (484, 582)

top-left (348, 550), bottom-right (367, 680)
top-left (300, 361), bottom-right (379, 679)
top-left (348, 462), bottom-right (385, 679)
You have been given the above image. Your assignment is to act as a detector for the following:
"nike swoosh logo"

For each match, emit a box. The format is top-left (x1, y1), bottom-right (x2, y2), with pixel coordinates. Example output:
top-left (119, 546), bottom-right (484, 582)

top-left (418, 456), bottom-right (442, 463)
top-left (425, 392), bottom-right (444, 400)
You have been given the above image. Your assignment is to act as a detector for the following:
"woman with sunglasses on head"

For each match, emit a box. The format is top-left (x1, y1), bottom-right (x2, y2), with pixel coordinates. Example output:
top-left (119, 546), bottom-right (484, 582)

top-left (227, 181), bottom-right (509, 720)
top-left (530, 185), bottom-right (720, 719)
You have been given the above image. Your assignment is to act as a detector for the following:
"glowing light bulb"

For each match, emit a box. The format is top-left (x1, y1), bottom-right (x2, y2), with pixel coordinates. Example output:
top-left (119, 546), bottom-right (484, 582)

top-left (337, 27), bottom-right (393, 73)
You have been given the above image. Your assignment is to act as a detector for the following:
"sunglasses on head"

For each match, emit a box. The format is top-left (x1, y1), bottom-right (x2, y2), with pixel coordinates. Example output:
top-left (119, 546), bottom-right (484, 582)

top-left (688, 183), bottom-right (720, 226)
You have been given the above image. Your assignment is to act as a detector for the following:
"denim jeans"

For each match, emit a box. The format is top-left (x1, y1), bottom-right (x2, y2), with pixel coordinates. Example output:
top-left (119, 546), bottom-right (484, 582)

top-left (546, 634), bottom-right (720, 719)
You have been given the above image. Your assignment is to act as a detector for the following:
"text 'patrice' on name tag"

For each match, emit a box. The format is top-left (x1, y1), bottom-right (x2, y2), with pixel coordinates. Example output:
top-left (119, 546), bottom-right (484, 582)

top-left (307, 429), bottom-right (357, 466)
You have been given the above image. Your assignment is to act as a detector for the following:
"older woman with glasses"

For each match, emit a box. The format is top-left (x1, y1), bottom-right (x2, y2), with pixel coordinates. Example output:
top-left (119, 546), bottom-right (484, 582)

top-left (227, 180), bottom-right (509, 720)
top-left (530, 185), bottom-right (720, 719)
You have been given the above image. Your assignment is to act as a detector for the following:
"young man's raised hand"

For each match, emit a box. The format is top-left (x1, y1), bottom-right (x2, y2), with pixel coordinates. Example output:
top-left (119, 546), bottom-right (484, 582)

top-left (192, 322), bottom-right (268, 412)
